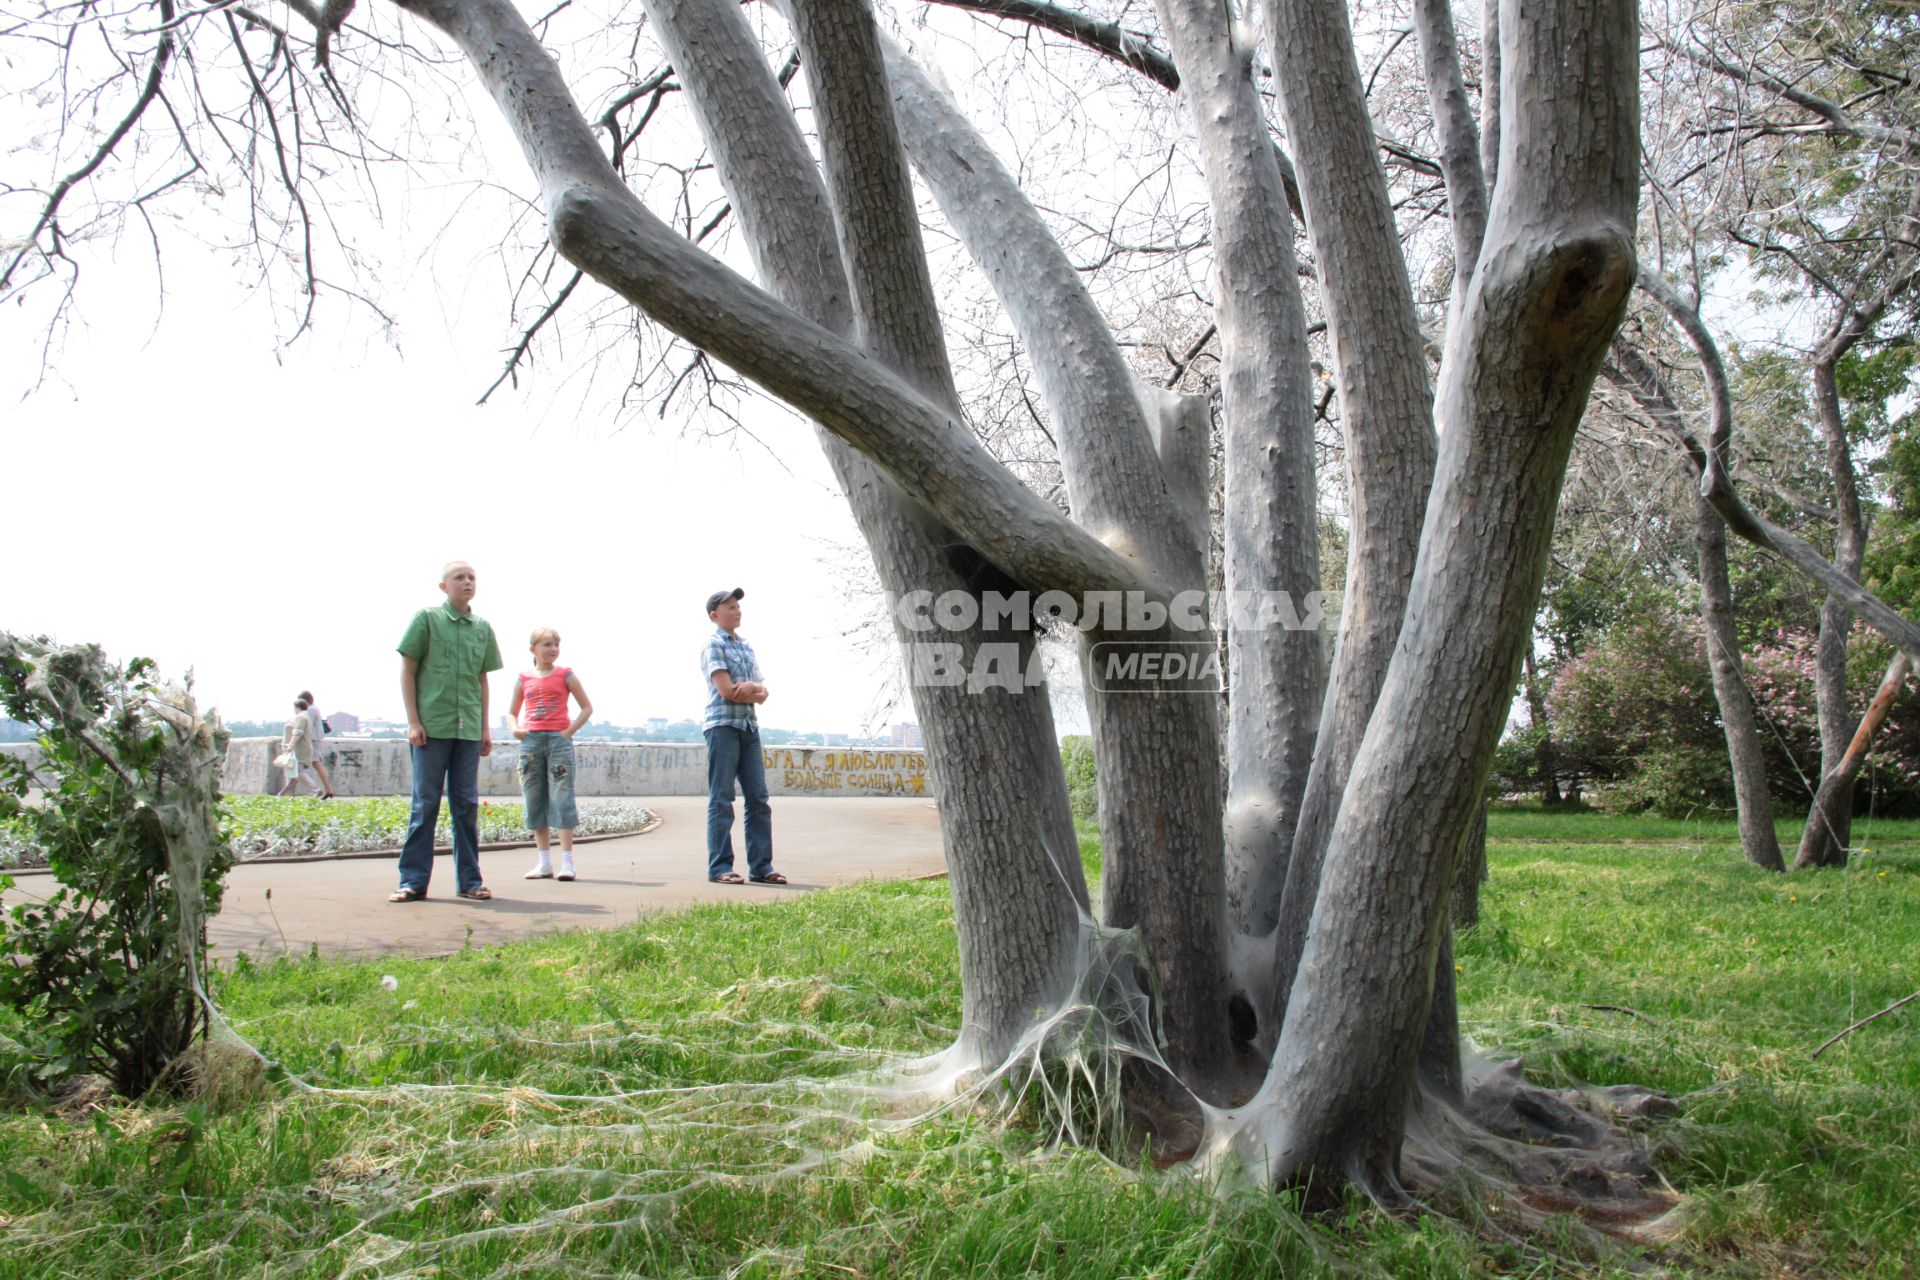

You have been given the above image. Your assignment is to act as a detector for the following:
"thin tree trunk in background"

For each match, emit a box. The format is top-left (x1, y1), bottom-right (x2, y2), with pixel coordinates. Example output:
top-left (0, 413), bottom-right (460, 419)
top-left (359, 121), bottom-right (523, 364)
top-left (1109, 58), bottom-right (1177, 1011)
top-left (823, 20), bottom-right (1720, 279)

top-left (1259, 0), bottom-right (1437, 1044)
top-left (1695, 490), bottom-right (1784, 870)
top-left (1798, 652), bottom-right (1910, 869)
top-left (1418, 929), bottom-right (1462, 1102)
top-left (1803, 358), bottom-right (1868, 868)
top-left (883, 37), bottom-right (1234, 1091)
top-left (1452, 801), bottom-right (1488, 929)
top-left (1521, 647), bottom-right (1561, 805)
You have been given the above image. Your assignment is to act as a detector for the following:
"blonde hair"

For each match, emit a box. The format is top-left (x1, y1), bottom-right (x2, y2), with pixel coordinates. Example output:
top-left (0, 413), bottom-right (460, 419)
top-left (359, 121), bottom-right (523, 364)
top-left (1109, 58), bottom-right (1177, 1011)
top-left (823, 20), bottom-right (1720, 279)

top-left (529, 627), bottom-right (561, 647)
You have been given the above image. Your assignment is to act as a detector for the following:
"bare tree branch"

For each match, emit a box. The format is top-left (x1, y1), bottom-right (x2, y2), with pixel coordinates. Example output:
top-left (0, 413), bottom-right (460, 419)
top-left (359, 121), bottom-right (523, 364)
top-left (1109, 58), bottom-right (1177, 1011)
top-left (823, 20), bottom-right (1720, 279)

top-left (1, 11), bottom-right (174, 297)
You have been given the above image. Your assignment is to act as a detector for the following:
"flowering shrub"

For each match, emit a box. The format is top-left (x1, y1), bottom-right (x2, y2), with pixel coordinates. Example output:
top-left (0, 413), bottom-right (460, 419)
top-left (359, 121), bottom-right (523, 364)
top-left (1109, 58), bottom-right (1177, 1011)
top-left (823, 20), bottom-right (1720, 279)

top-left (1548, 618), bottom-right (1920, 817)
top-left (1744, 625), bottom-right (1920, 811)
top-left (1548, 621), bottom-right (1729, 816)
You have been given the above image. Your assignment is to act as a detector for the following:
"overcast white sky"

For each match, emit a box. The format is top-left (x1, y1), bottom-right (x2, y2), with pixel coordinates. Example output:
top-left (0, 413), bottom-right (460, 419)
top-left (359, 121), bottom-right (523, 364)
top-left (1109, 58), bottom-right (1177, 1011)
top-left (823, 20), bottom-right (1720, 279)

top-left (0, 2), bottom-right (1129, 740)
top-left (0, 196), bottom-right (924, 735)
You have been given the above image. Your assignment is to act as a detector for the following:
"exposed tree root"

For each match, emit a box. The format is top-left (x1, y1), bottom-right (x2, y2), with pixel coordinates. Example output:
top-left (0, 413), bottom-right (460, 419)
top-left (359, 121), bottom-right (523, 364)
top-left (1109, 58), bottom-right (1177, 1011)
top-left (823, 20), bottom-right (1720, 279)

top-left (1401, 1054), bottom-right (1683, 1244)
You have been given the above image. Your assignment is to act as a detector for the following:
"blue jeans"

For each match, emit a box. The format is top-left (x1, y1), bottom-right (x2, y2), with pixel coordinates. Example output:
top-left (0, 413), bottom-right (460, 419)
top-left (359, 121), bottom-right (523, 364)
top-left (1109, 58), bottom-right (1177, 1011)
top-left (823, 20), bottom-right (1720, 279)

top-left (517, 731), bottom-right (578, 829)
top-left (396, 736), bottom-right (484, 894)
top-left (705, 724), bottom-right (772, 879)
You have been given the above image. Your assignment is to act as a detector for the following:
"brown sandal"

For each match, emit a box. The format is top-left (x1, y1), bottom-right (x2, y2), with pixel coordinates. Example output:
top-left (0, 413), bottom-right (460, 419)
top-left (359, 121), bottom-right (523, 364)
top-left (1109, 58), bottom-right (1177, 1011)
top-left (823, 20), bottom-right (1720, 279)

top-left (709, 872), bottom-right (746, 884)
top-left (750, 872), bottom-right (789, 885)
top-left (458, 886), bottom-right (494, 900)
top-left (389, 887), bottom-right (426, 903)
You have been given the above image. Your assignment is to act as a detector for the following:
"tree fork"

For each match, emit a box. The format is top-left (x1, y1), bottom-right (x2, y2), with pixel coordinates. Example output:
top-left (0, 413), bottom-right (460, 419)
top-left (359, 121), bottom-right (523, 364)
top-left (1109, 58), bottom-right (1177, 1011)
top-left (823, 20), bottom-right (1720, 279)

top-left (640, 0), bottom-right (1092, 1067)
top-left (1226, 0), bottom-right (1640, 1189)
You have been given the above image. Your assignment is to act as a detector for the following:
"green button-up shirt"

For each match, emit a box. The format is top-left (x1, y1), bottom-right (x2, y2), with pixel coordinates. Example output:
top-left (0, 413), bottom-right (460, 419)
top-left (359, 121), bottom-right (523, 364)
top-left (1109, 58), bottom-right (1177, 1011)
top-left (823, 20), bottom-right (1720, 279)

top-left (398, 603), bottom-right (503, 741)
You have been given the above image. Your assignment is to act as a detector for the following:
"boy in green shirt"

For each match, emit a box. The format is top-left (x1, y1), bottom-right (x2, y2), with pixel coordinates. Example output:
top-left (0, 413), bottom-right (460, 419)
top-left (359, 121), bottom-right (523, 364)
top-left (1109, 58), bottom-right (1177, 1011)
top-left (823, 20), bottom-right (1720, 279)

top-left (390, 560), bottom-right (504, 902)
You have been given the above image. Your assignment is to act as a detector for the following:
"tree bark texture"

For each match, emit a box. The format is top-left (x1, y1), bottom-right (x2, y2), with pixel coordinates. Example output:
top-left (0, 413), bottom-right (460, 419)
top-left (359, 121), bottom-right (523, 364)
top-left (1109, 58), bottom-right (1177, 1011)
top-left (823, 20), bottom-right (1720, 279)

top-left (1411, 0), bottom-right (1490, 313)
top-left (642, 0), bottom-right (1090, 1063)
top-left (1803, 356), bottom-right (1868, 868)
top-left (1798, 652), bottom-right (1912, 870)
top-left (1452, 802), bottom-right (1488, 929)
top-left (1258, 0), bottom-right (1438, 1040)
top-left (1695, 490), bottom-right (1785, 871)
top-left (1148, 0), bottom-right (1322, 945)
top-left (882, 32), bottom-right (1235, 1089)
top-left (1227, 0), bottom-right (1639, 1191)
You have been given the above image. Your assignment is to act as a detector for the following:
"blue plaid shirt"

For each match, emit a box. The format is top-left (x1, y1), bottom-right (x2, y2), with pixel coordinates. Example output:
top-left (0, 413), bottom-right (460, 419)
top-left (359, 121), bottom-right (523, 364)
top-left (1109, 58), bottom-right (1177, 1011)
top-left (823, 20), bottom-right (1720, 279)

top-left (701, 628), bottom-right (763, 731)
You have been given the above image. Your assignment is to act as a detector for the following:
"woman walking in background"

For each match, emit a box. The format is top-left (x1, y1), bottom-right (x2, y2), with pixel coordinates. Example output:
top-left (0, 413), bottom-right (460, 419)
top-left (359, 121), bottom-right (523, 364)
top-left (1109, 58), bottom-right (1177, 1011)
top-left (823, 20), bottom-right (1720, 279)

top-left (299, 688), bottom-right (336, 798)
top-left (277, 697), bottom-right (321, 796)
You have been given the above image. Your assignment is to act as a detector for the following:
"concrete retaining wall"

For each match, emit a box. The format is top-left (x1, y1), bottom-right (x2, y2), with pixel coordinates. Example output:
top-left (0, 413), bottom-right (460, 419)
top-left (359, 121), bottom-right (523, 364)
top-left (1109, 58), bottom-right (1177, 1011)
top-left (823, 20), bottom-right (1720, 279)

top-left (224, 737), bottom-right (933, 799)
top-left (0, 743), bottom-right (40, 778)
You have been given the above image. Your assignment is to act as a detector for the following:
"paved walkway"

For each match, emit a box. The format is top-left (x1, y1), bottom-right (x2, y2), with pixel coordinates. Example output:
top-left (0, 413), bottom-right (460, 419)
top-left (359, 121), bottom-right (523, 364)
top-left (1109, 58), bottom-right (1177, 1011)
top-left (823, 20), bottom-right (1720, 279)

top-left (12, 797), bottom-right (946, 962)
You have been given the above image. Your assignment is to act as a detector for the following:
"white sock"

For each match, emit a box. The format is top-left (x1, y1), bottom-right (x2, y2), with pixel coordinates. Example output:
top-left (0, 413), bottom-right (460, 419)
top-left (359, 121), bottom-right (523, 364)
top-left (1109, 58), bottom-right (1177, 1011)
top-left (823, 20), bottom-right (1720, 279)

top-left (558, 852), bottom-right (575, 879)
top-left (527, 852), bottom-right (553, 877)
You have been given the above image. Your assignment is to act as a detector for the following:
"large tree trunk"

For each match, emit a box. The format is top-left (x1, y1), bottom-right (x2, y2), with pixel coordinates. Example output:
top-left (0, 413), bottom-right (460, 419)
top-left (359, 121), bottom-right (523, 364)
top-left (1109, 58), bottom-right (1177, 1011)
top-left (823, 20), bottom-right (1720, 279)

top-left (881, 38), bottom-right (1236, 1092)
top-left (640, 0), bottom-right (1090, 1067)
top-left (1224, 0), bottom-right (1639, 1192)
top-left (1147, 0), bottom-right (1321, 984)
top-left (1694, 492), bottom-right (1784, 870)
top-left (1257, 0), bottom-right (1438, 1047)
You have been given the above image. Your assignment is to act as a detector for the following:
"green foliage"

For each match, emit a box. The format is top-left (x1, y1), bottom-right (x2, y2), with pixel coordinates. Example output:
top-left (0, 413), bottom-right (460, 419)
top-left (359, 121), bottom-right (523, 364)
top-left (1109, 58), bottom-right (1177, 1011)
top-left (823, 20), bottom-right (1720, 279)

top-left (1548, 620), bottom-right (1729, 815)
top-left (0, 637), bottom-right (231, 1097)
top-left (1548, 617), bottom-right (1920, 817)
top-left (1486, 722), bottom-right (1559, 802)
top-left (2, 814), bottom-right (1918, 1276)
top-left (219, 795), bottom-right (656, 859)
top-left (1859, 340), bottom-right (1920, 613)
top-left (1059, 735), bottom-right (1098, 820)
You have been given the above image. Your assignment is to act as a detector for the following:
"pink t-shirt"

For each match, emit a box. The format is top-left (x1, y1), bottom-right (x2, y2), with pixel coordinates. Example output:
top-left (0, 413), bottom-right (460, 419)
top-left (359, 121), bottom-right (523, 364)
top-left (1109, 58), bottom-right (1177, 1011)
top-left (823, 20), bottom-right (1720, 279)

top-left (519, 668), bottom-right (573, 732)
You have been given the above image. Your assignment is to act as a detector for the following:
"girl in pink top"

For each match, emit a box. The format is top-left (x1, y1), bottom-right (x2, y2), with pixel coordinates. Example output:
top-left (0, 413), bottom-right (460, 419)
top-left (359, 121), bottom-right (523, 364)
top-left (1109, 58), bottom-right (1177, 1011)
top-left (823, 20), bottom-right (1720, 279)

top-left (509, 628), bottom-right (594, 880)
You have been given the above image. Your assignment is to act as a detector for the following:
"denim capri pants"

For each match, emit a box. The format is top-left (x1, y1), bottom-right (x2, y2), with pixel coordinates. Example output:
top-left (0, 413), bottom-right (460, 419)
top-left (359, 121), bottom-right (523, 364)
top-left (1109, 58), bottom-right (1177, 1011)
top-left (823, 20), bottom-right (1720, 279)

top-left (518, 731), bottom-right (579, 829)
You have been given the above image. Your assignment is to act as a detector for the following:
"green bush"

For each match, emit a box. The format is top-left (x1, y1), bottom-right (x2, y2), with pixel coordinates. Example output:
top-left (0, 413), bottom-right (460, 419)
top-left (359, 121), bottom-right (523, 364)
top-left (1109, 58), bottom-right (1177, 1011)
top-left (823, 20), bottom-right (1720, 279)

top-left (1549, 620), bottom-right (1732, 817)
top-left (1060, 735), bottom-right (1098, 821)
top-left (0, 637), bottom-right (232, 1097)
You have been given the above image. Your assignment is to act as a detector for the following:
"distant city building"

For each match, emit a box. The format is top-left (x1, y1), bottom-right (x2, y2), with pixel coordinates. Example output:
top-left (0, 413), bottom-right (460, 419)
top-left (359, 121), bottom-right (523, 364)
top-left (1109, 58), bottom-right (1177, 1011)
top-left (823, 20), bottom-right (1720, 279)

top-left (890, 722), bottom-right (923, 748)
top-left (826, 733), bottom-right (850, 747)
top-left (647, 717), bottom-right (669, 732)
top-left (327, 711), bottom-right (361, 734)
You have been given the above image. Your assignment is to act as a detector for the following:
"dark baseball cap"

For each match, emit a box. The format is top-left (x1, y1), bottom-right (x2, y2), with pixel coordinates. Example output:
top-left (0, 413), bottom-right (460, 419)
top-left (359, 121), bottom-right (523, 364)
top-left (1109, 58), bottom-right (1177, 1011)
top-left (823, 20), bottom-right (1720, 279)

top-left (705, 587), bottom-right (745, 614)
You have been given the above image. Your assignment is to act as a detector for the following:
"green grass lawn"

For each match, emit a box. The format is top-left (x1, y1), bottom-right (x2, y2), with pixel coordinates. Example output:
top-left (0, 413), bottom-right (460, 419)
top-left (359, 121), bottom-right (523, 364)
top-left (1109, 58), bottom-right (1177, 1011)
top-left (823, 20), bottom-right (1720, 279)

top-left (0, 810), bottom-right (1916, 1277)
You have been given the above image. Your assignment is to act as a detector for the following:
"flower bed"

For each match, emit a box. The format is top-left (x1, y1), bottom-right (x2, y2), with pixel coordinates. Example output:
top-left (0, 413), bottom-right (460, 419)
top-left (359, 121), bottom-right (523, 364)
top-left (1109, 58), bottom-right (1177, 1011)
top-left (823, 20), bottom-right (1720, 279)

top-left (1, 797), bottom-right (658, 869)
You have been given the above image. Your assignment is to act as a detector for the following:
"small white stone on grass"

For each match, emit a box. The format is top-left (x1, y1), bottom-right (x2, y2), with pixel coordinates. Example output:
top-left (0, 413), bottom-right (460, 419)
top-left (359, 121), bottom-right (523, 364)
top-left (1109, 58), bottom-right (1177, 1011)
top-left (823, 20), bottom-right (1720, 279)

top-left (381, 975), bottom-right (399, 992)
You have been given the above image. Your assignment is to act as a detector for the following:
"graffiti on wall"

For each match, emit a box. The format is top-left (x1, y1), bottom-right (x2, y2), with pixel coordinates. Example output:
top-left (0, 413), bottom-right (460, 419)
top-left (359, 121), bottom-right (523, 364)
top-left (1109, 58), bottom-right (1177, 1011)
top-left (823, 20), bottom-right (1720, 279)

top-left (763, 747), bottom-right (929, 796)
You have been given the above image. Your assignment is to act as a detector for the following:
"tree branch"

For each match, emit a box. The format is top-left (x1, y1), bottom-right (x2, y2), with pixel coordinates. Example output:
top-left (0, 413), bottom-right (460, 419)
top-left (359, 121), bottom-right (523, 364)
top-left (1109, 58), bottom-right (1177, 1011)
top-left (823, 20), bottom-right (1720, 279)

top-left (391, 0), bottom-right (1152, 600)
top-left (1628, 269), bottom-right (1920, 663)
top-left (1, 16), bottom-right (174, 297)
